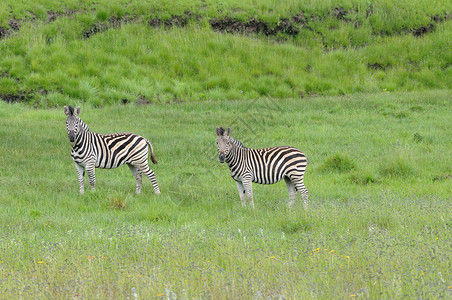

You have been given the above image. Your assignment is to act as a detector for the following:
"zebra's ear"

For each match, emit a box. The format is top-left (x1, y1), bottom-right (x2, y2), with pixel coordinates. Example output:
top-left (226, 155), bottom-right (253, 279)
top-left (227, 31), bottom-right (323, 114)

top-left (74, 106), bottom-right (81, 116)
top-left (215, 127), bottom-right (224, 136)
top-left (64, 106), bottom-right (70, 116)
top-left (225, 127), bottom-right (231, 136)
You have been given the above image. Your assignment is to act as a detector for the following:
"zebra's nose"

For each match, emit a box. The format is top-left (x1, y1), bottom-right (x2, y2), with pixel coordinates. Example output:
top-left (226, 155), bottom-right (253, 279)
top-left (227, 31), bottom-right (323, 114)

top-left (68, 132), bottom-right (75, 142)
top-left (219, 154), bottom-right (225, 163)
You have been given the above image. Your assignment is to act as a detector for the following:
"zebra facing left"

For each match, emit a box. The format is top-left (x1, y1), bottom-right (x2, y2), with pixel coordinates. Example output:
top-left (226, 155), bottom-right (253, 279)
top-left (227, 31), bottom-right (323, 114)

top-left (64, 106), bottom-right (160, 195)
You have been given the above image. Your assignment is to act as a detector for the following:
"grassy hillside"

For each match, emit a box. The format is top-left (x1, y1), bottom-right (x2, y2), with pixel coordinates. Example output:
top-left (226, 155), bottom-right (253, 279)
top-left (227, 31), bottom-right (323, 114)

top-left (1, 91), bottom-right (451, 298)
top-left (0, 0), bottom-right (451, 106)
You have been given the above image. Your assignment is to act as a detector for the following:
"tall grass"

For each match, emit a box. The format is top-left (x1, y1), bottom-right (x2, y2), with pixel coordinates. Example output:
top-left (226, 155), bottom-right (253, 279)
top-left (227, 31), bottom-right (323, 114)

top-left (0, 1), bottom-right (451, 105)
top-left (0, 91), bottom-right (451, 298)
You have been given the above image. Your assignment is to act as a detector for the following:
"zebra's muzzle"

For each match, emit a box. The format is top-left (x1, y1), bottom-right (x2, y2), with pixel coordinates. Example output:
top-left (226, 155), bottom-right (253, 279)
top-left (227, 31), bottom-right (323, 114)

top-left (219, 154), bottom-right (225, 163)
top-left (68, 132), bottom-right (76, 143)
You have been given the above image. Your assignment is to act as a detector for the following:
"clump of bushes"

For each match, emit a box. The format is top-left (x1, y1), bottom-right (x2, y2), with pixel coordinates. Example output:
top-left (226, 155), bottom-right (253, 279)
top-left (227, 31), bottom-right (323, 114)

top-left (280, 220), bottom-right (312, 234)
top-left (349, 170), bottom-right (380, 185)
top-left (378, 151), bottom-right (416, 178)
top-left (322, 154), bottom-right (355, 173)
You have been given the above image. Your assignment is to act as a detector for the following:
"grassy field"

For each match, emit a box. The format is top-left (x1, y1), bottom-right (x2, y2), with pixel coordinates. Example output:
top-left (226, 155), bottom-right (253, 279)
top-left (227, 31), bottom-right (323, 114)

top-left (1, 0), bottom-right (451, 105)
top-left (0, 91), bottom-right (451, 298)
top-left (1, 0), bottom-right (451, 298)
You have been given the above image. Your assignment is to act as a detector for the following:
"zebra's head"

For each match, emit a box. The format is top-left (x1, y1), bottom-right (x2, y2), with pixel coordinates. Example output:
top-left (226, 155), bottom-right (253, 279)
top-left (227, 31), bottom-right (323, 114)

top-left (216, 127), bottom-right (232, 163)
top-left (64, 105), bottom-right (81, 145)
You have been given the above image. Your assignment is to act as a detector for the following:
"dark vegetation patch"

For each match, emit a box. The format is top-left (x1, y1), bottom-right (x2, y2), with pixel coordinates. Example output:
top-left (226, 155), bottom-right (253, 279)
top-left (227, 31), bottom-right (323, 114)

top-left (432, 174), bottom-right (452, 182)
top-left (411, 23), bottom-right (435, 37)
top-left (367, 62), bottom-right (388, 71)
top-left (431, 12), bottom-right (452, 23)
top-left (332, 7), bottom-right (348, 20)
top-left (209, 17), bottom-right (299, 36)
top-left (410, 13), bottom-right (452, 37)
top-left (46, 10), bottom-right (77, 24)
top-left (0, 27), bottom-right (9, 39)
top-left (0, 89), bottom-right (48, 104)
top-left (0, 72), bottom-right (21, 82)
top-left (148, 11), bottom-right (192, 28)
top-left (291, 13), bottom-right (309, 26)
top-left (83, 15), bottom-right (138, 38)
top-left (0, 91), bottom-right (33, 103)
top-left (136, 93), bottom-right (153, 105)
top-left (8, 17), bottom-right (20, 31)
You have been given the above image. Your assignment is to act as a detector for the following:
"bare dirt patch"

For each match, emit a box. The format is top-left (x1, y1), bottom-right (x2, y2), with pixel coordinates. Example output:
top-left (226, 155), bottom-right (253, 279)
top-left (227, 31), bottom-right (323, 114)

top-left (411, 23), bottom-right (435, 37)
top-left (0, 72), bottom-right (21, 82)
top-left (83, 15), bottom-right (139, 38)
top-left (136, 93), bottom-right (153, 105)
top-left (148, 13), bottom-right (191, 28)
top-left (0, 27), bottom-right (10, 39)
top-left (332, 7), bottom-right (347, 20)
top-left (45, 10), bottom-right (77, 23)
top-left (0, 91), bottom-right (33, 103)
top-left (8, 18), bottom-right (20, 31)
top-left (209, 17), bottom-right (299, 36)
top-left (367, 62), bottom-right (388, 71)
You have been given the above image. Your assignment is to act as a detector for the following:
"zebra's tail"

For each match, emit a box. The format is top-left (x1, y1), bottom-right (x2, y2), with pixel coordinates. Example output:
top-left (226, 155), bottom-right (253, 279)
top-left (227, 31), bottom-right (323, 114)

top-left (145, 138), bottom-right (158, 164)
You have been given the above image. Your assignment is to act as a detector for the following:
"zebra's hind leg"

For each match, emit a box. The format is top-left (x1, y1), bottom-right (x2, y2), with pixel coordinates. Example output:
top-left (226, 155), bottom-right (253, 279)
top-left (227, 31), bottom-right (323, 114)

top-left (235, 180), bottom-right (246, 207)
top-left (139, 164), bottom-right (161, 195)
top-left (293, 176), bottom-right (309, 209)
top-left (128, 164), bottom-right (143, 194)
top-left (75, 163), bottom-right (85, 194)
top-left (284, 177), bottom-right (297, 208)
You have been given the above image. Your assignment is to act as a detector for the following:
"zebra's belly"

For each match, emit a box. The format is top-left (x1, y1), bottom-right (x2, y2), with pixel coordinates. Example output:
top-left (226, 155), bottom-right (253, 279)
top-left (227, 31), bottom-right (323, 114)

top-left (252, 175), bottom-right (284, 185)
top-left (231, 172), bottom-right (284, 185)
top-left (95, 157), bottom-right (129, 169)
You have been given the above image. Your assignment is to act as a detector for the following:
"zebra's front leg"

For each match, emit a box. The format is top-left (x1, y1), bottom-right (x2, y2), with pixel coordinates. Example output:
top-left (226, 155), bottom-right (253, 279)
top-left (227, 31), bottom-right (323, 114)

top-left (85, 164), bottom-right (96, 191)
top-left (75, 163), bottom-right (85, 194)
top-left (128, 164), bottom-right (143, 194)
top-left (242, 179), bottom-right (254, 209)
top-left (235, 180), bottom-right (246, 207)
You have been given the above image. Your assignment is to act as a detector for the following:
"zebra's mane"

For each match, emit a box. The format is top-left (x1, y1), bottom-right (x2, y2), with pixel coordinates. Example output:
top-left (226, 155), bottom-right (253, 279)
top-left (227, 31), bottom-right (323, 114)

top-left (230, 137), bottom-right (246, 148)
top-left (78, 118), bottom-right (90, 132)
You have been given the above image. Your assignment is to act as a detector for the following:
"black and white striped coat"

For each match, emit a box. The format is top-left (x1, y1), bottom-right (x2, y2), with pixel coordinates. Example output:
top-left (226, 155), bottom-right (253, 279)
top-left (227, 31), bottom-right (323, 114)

top-left (216, 127), bottom-right (308, 209)
top-left (64, 106), bottom-right (160, 195)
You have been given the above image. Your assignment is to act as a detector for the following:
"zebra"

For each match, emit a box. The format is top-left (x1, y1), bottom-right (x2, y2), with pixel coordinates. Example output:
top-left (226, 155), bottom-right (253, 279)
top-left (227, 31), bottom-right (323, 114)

top-left (64, 106), bottom-right (160, 195)
top-left (215, 127), bottom-right (308, 209)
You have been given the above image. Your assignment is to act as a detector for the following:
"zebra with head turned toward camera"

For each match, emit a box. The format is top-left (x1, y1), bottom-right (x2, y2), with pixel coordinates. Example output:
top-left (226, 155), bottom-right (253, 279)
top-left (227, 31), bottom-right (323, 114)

top-left (64, 106), bottom-right (160, 195)
top-left (215, 127), bottom-right (308, 209)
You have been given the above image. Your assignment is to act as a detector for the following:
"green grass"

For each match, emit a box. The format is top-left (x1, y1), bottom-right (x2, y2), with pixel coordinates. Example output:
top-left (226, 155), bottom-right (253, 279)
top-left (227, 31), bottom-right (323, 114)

top-left (1, 91), bottom-right (451, 298)
top-left (0, 0), bottom-right (451, 105)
